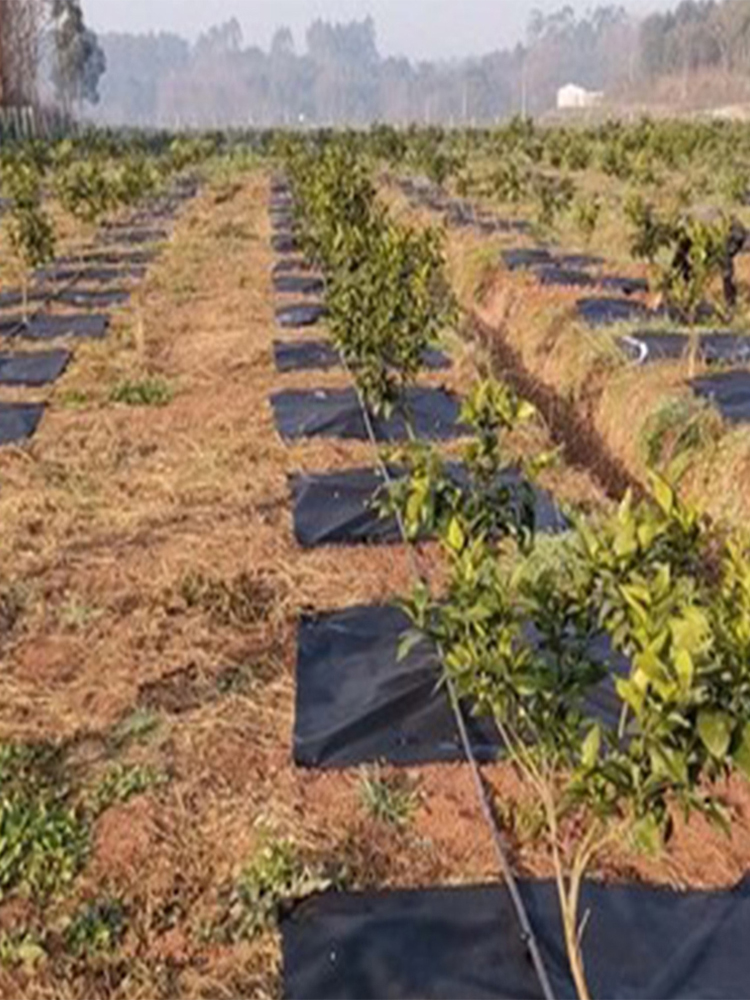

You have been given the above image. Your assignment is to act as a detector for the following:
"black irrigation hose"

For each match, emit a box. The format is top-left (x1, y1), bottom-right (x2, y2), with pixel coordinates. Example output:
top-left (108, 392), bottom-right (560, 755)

top-left (337, 356), bottom-right (557, 1000)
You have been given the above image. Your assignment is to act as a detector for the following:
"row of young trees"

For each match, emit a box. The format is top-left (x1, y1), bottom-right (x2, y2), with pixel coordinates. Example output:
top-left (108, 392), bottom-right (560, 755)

top-left (0, 133), bottom-right (214, 318)
top-left (281, 133), bottom-right (750, 999)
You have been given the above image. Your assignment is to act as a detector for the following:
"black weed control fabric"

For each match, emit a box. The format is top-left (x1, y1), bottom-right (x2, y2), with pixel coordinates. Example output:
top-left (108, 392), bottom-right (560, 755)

top-left (289, 466), bottom-right (566, 548)
top-left (57, 249), bottom-right (156, 267)
top-left (691, 370), bottom-right (750, 422)
top-left (271, 387), bottom-right (467, 442)
top-left (294, 605), bottom-right (502, 767)
top-left (34, 265), bottom-right (146, 284)
top-left (0, 314), bottom-right (109, 341)
top-left (273, 274), bottom-right (325, 296)
top-left (537, 266), bottom-right (596, 288)
top-left (56, 289), bottom-right (130, 309)
top-left (577, 297), bottom-right (661, 327)
top-left (281, 878), bottom-right (750, 1000)
top-left (0, 350), bottom-right (70, 386)
top-left (294, 605), bottom-right (623, 768)
top-left (273, 340), bottom-right (450, 374)
top-left (101, 229), bottom-right (167, 246)
top-left (275, 304), bottom-right (328, 328)
top-left (0, 403), bottom-right (44, 444)
top-left (273, 257), bottom-right (311, 276)
top-left (621, 332), bottom-right (750, 365)
top-left (272, 233), bottom-right (300, 254)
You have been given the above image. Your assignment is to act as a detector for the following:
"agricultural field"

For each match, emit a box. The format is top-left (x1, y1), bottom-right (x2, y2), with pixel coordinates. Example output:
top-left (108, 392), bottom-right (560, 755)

top-left (1, 120), bottom-right (750, 1000)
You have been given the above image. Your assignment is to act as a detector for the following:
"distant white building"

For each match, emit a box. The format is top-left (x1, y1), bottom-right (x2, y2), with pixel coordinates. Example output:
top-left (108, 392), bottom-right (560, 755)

top-left (557, 83), bottom-right (604, 110)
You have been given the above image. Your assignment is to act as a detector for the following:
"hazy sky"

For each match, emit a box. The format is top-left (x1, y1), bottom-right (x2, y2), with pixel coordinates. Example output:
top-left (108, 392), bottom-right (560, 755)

top-left (83, 0), bottom-right (673, 61)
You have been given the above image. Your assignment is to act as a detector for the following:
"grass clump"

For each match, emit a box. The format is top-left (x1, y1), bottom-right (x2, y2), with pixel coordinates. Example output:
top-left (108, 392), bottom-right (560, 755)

top-left (358, 766), bottom-right (419, 828)
top-left (214, 837), bottom-right (334, 943)
top-left (0, 743), bottom-right (89, 903)
top-left (640, 396), bottom-right (721, 479)
top-left (178, 570), bottom-right (281, 627)
top-left (88, 763), bottom-right (167, 816)
top-left (64, 898), bottom-right (127, 959)
top-left (109, 376), bottom-right (174, 407)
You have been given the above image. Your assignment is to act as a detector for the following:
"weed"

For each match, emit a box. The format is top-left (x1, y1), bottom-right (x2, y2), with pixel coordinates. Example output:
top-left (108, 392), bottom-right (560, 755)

top-left (0, 930), bottom-right (46, 969)
top-left (214, 838), bottom-right (334, 942)
top-left (109, 708), bottom-right (161, 749)
top-left (64, 898), bottom-right (127, 958)
top-left (0, 743), bottom-right (89, 902)
top-left (58, 388), bottom-right (91, 409)
top-left (178, 570), bottom-right (281, 627)
top-left (88, 763), bottom-right (168, 816)
top-left (358, 767), bottom-right (419, 828)
top-left (59, 595), bottom-right (103, 631)
top-left (641, 397), bottom-right (721, 479)
top-left (109, 377), bottom-right (174, 407)
top-left (495, 795), bottom-right (547, 844)
top-left (0, 584), bottom-right (25, 637)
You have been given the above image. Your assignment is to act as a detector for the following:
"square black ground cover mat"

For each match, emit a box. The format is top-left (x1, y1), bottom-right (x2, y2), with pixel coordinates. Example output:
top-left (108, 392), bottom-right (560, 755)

top-left (0, 349), bottom-right (70, 386)
top-left (271, 387), bottom-right (467, 442)
top-left (34, 264), bottom-right (146, 285)
top-left (289, 466), bottom-right (566, 548)
top-left (101, 229), bottom-right (167, 246)
top-left (281, 878), bottom-right (750, 1000)
top-left (576, 297), bottom-right (662, 327)
top-left (0, 403), bottom-right (45, 444)
top-left (276, 303), bottom-right (328, 329)
top-left (272, 233), bottom-right (300, 254)
top-left (273, 274), bottom-right (325, 296)
top-left (294, 604), bottom-right (623, 768)
top-left (273, 340), bottom-right (450, 374)
top-left (620, 331), bottom-right (750, 365)
top-left (56, 288), bottom-right (131, 309)
top-left (0, 314), bottom-right (109, 341)
top-left (691, 369), bottom-right (750, 422)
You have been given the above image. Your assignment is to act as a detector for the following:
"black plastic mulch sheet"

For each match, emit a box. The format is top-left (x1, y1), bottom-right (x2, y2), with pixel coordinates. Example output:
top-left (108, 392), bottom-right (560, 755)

top-left (577, 296), bottom-right (661, 327)
top-left (273, 274), bottom-right (325, 296)
top-left (295, 604), bottom-right (624, 769)
top-left (273, 340), bottom-right (450, 374)
top-left (0, 403), bottom-right (45, 444)
top-left (34, 265), bottom-right (146, 285)
top-left (620, 331), bottom-right (750, 365)
top-left (537, 266), bottom-right (597, 288)
top-left (502, 247), bottom-right (554, 270)
top-left (276, 304), bottom-right (328, 329)
top-left (101, 229), bottom-right (167, 246)
top-left (57, 249), bottom-right (156, 267)
top-left (289, 465), bottom-right (566, 548)
top-left (0, 314), bottom-right (109, 341)
top-left (56, 288), bottom-right (131, 309)
top-left (282, 878), bottom-right (750, 1000)
top-left (691, 369), bottom-right (750, 422)
top-left (598, 274), bottom-right (649, 295)
top-left (294, 604), bottom-right (502, 768)
top-left (272, 233), bottom-right (300, 254)
top-left (273, 257), bottom-right (311, 276)
top-left (271, 387), bottom-right (467, 442)
top-left (0, 349), bottom-right (70, 386)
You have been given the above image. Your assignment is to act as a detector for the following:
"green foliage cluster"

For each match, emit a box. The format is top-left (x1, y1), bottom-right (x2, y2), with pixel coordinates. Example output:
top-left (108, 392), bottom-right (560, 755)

top-left (388, 377), bottom-right (750, 998)
top-left (284, 137), bottom-right (456, 414)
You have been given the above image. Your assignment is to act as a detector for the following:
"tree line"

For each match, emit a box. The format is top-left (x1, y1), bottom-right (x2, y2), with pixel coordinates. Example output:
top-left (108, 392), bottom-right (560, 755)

top-left (90, 7), bottom-right (638, 128)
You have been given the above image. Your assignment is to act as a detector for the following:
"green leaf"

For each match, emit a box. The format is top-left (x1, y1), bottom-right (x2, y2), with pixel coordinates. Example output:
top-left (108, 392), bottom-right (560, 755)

top-left (697, 710), bottom-right (733, 760)
top-left (650, 474), bottom-right (675, 517)
top-left (397, 629), bottom-right (425, 662)
top-left (581, 724), bottom-right (601, 769)
top-left (732, 723), bottom-right (750, 780)
top-left (446, 517), bottom-right (465, 553)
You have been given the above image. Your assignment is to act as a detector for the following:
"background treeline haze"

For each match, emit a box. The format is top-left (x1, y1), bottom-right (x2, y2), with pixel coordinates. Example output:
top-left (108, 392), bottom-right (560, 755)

top-left (91, 1), bottom-right (750, 127)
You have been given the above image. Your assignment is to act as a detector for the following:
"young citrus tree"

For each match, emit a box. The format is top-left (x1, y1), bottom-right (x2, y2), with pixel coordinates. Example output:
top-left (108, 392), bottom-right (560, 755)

top-left (389, 379), bottom-right (750, 1000)
top-left (0, 155), bottom-right (56, 321)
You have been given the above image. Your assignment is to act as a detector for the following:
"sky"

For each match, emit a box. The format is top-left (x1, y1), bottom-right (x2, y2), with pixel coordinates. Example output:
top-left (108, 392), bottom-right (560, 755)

top-left (83, 0), bottom-right (675, 62)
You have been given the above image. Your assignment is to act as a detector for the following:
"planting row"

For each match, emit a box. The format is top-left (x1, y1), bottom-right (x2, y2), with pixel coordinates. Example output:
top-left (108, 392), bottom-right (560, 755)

top-left (267, 138), bottom-right (750, 1000)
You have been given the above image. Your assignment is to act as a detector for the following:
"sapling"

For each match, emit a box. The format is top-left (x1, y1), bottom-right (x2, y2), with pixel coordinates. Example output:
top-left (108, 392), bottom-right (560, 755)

top-left (0, 156), bottom-right (56, 322)
top-left (54, 158), bottom-right (116, 268)
top-left (390, 383), bottom-right (750, 1000)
